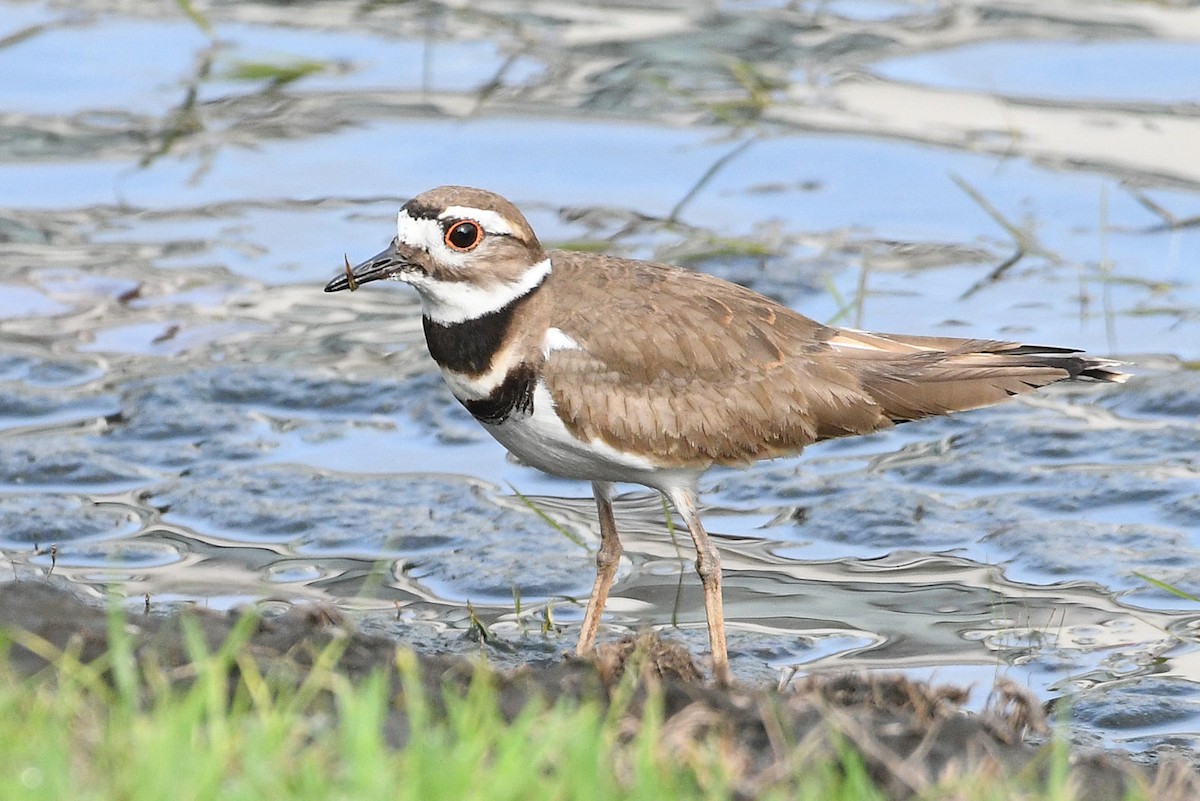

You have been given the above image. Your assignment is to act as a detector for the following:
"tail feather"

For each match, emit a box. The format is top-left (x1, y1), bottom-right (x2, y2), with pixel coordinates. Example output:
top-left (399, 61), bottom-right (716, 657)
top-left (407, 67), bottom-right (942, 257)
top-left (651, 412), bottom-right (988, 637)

top-left (993, 344), bottom-right (1126, 382)
top-left (828, 332), bottom-right (1126, 424)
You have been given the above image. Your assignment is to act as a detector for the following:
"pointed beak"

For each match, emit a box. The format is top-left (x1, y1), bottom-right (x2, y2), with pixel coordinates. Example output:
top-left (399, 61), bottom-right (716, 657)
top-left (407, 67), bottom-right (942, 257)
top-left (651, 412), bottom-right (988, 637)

top-left (324, 240), bottom-right (406, 293)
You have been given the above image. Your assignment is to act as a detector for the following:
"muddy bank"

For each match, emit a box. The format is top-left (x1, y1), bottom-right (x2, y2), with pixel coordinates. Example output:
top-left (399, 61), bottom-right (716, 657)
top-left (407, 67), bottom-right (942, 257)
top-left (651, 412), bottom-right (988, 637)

top-left (2, 580), bottom-right (1194, 800)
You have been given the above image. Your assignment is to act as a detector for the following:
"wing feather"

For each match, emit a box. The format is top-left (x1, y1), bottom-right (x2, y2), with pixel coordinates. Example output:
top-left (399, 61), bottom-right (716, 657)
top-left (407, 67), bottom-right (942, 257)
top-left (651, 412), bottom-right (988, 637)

top-left (532, 251), bottom-right (1121, 468)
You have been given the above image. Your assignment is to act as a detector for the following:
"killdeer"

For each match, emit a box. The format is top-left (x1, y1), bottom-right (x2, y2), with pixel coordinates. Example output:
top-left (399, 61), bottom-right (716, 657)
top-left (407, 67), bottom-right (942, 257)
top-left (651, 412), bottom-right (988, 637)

top-left (325, 185), bottom-right (1125, 684)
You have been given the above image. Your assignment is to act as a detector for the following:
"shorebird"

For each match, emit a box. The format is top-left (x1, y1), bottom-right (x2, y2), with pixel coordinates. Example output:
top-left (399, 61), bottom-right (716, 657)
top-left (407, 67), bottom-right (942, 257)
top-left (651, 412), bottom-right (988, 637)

top-left (325, 185), bottom-right (1124, 684)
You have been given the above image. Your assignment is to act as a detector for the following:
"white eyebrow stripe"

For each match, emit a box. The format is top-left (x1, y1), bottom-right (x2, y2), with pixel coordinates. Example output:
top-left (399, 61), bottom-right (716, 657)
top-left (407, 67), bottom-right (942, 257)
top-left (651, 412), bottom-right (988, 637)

top-left (397, 208), bottom-right (474, 269)
top-left (440, 206), bottom-right (514, 236)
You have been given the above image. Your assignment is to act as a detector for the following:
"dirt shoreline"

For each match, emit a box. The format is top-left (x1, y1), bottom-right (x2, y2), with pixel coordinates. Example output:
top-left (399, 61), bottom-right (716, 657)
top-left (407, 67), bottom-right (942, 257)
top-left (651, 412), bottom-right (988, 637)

top-left (4, 579), bottom-right (1196, 799)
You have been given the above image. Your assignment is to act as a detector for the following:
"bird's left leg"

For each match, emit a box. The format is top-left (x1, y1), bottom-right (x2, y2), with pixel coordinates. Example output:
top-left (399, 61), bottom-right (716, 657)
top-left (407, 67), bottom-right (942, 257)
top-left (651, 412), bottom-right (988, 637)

top-left (665, 485), bottom-right (731, 685)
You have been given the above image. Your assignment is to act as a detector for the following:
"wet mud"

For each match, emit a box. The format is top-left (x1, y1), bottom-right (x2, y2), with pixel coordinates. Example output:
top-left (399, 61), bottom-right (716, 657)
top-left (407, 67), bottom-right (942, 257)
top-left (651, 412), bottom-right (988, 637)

top-left (4, 579), bottom-right (1196, 801)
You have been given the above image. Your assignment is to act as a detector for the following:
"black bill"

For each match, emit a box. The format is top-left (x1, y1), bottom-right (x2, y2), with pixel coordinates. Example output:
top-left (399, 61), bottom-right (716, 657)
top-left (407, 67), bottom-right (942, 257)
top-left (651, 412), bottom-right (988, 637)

top-left (324, 240), bottom-right (405, 292)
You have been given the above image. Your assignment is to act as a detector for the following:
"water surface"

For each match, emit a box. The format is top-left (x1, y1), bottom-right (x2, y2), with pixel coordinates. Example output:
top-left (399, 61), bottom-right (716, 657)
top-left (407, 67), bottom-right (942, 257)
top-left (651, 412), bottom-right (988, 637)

top-left (0, 0), bottom-right (1198, 760)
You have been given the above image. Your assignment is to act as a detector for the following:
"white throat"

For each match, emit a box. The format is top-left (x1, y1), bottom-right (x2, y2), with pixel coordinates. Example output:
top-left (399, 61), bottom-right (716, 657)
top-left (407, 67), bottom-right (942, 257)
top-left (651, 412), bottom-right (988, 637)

top-left (410, 256), bottom-right (551, 324)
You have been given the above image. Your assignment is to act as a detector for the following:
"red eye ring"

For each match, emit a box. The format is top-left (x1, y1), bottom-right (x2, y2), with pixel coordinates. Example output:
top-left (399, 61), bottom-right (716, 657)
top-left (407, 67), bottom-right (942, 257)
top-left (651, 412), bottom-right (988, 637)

top-left (444, 220), bottom-right (483, 252)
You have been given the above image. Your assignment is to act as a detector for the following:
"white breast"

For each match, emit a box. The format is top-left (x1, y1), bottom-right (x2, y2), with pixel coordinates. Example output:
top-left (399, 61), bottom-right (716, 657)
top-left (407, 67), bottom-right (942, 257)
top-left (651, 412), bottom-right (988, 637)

top-left (438, 326), bottom-right (703, 492)
top-left (483, 380), bottom-right (703, 493)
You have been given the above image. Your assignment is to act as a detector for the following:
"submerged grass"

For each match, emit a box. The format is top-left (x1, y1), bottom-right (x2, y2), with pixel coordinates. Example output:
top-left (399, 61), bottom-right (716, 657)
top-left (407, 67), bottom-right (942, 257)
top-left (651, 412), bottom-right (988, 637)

top-left (1133, 571), bottom-right (1200, 604)
top-left (225, 59), bottom-right (330, 87)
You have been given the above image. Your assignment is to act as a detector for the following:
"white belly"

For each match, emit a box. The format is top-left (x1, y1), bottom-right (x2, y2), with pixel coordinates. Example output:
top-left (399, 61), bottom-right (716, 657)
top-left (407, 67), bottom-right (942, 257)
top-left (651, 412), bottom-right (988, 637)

top-left (481, 381), bottom-right (703, 492)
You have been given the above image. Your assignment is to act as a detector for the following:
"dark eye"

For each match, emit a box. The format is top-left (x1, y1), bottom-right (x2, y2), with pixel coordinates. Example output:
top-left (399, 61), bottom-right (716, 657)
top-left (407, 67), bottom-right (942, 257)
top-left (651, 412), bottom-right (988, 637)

top-left (445, 220), bottom-right (482, 251)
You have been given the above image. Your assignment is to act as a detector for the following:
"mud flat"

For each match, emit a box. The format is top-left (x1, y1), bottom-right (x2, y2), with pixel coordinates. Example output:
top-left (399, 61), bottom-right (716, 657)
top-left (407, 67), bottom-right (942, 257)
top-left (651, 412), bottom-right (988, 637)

top-left (2, 579), bottom-right (1195, 800)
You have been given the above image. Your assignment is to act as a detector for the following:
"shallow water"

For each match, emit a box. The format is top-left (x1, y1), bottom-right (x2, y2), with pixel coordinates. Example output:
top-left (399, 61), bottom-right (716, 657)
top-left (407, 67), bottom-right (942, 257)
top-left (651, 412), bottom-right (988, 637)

top-left (1, 0), bottom-right (1198, 761)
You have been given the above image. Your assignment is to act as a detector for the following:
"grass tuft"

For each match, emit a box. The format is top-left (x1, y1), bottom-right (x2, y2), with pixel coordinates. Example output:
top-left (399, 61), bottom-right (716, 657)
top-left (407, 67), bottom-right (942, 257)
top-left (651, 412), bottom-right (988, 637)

top-left (0, 599), bottom-right (1169, 801)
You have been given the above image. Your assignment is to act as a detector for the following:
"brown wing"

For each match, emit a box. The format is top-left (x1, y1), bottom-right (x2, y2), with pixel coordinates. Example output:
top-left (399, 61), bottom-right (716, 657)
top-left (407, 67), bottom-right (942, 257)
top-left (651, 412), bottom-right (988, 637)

top-left (538, 252), bottom-right (889, 467)
top-left (536, 251), bottom-right (1122, 469)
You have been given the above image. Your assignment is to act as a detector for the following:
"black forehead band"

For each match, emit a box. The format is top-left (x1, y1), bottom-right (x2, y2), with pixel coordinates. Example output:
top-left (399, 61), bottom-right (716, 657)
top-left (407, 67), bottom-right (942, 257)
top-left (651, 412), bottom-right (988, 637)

top-left (403, 200), bottom-right (441, 220)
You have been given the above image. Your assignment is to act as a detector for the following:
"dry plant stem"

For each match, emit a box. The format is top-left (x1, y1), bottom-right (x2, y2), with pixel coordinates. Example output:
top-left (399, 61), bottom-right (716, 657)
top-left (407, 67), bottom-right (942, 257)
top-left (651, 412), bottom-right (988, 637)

top-left (667, 486), bottom-right (731, 686)
top-left (669, 137), bottom-right (756, 223)
top-left (576, 480), bottom-right (622, 656)
top-left (1129, 187), bottom-right (1200, 231)
top-left (951, 172), bottom-right (1042, 300)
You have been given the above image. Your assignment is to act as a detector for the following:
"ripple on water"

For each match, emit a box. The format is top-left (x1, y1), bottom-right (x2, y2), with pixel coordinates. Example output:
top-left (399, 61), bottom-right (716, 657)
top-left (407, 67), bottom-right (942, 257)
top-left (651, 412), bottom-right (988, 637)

top-left (151, 463), bottom-right (594, 604)
top-left (402, 371), bottom-right (492, 446)
top-left (0, 494), bottom-right (140, 548)
top-left (102, 367), bottom-right (425, 469)
top-left (1107, 371), bottom-right (1200, 420)
top-left (1165, 493), bottom-right (1200, 530)
top-left (206, 367), bottom-right (407, 416)
top-left (0, 436), bottom-right (149, 490)
top-left (1008, 465), bottom-right (1189, 518)
top-left (264, 562), bottom-right (327, 584)
top-left (984, 520), bottom-right (1200, 599)
top-left (0, 350), bottom-right (114, 429)
top-left (0, 386), bottom-right (118, 431)
top-left (29, 538), bottom-right (184, 571)
top-left (110, 372), bottom-right (253, 442)
top-left (873, 422), bottom-right (1120, 488)
top-left (110, 366), bottom-right (428, 435)
top-left (0, 352), bottom-right (104, 387)
top-left (766, 482), bottom-right (996, 551)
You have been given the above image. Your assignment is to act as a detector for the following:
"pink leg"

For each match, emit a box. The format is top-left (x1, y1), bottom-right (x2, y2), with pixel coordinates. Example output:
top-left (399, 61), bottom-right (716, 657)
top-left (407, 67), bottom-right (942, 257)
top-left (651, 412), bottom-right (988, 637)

top-left (666, 486), bottom-right (731, 685)
top-left (577, 481), bottom-right (622, 656)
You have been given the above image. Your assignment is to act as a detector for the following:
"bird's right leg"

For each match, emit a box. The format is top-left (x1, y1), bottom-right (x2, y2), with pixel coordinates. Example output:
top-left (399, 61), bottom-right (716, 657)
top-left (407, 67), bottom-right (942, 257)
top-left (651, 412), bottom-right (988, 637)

top-left (576, 480), bottom-right (622, 655)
